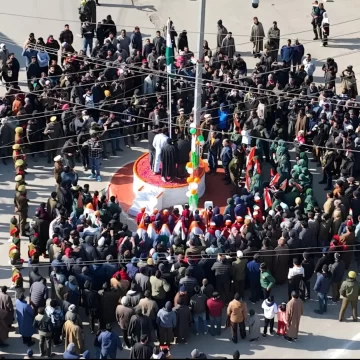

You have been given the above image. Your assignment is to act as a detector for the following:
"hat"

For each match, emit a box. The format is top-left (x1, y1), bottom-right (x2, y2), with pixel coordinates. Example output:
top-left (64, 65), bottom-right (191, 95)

top-left (10, 228), bottom-right (18, 236)
top-left (15, 159), bottom-right (24, 167)
top-left (237, 250), bottom-right (243, 258)
top-left (62, 104), bottom-right (69, 111)
top-left (236, 216), bottom-right (243, 222)
top-left (104, 90), bottom-right (111, 97)
top-left (204, 114), bottom-right (211, 119)
top-left (131, 257), bottom-right (137, 263)
top-left (17, 185), bottom-right (26, 193)
top-left (179, 108), bottom-right (184, 113)
top-left (54, 155), bottom-right (62, 162)
top-left (260, 262), bottom-right (267, 269)
top-left (346, 220), bottom-right (353, 227)
top-left (225, 220), bottom-right (232, 225)
top-left (348, 271), bottom-right (357, 279)
top-left (191, 349), bottom-right (200, 358)
top-left (52, 237), bottom-right (60, 245)
top-left (26, 349), bottom-right (33, 357)
top-left (12, 144), bottom-right (21, 150)
top-left (147, 258), bottom-right (154, 265)
top-left (68, 304), bottom-right (76, 312)
top-left (50, 116), bottom-right (57, 122)
top-left (15, 127), bottom-right (23, 133)
top-left (15, 175), bottom-right (22, 182)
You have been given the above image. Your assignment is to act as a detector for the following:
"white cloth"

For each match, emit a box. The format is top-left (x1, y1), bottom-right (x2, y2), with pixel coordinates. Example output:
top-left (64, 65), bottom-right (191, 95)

top-left (288, 266), bottom-right (305, 279)
top-left (262, 300), bottom-right (278, 319)
top-left (152, 133), bottom-right (168, 172)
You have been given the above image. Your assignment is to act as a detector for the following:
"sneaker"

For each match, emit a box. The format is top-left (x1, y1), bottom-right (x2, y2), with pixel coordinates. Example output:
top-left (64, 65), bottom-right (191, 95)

top-left (262, 333), bottom-right (267, 337)
top-left (97, 176), bottom-right (102, 182)
top-left (285, 336), bottom-right (293, 343)
top-left (88, 174), bottom-right (96, 179)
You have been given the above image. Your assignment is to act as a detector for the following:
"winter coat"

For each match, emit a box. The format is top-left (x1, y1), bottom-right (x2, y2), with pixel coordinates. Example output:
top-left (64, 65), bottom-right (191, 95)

top-left (314, 273), bottom-right (332, 294)
top-left (173, 304), bottom-right (192, 339)
top-left (246, 314), bottom-right (260, 339)
top-left (227, 299), bottom-right (247, 323)
top-left (330, 260), bottom-right (346, 283)
top-left (116, 305), bottom-right (134, 330)
top-left (62, 320), bottom-right (84, 355)
top-left (340, 278), bottom-right (360, 301)
top-left (0, 292), bottom-right (14, 327)
top-left (15, 299), bottom-right (35, 337)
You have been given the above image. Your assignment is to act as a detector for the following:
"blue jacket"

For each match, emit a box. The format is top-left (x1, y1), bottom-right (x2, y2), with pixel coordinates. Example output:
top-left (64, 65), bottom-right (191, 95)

top-left (220, 146), bottom-right (232, 167)
top-left (218, 110), bottom-right (229, 130)
top-left (126, 263), bottom-right (139, 280)
top-left (246, 260), bottom-right (260, 283)
top-left (97, 330), bottom-right (122, 359)
top-left (22, 48), bottom-right (38, 67)
top-left (314, 273), bottom-right (332, 294)
top-left (280, 45), bottom-right (294, 63)
top-left (16, 299), bottom-right (35, 337)
top-left (156, 308), bottom-right (177, 328)
top-left (292, 44), bottom-right (304, 61)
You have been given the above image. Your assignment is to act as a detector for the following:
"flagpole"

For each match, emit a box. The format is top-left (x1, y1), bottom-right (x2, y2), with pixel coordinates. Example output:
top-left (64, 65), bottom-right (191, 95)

top-left (168, 73), bottom-right (172, 138)
top-left (192, 0), bottom-right (206, 178)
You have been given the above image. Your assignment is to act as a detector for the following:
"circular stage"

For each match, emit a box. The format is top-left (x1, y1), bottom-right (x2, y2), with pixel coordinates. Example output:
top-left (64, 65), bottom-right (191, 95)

top-left (108, 153), bottom-right (233, 218)
top-left (129, 153), bottom-right (206, 215)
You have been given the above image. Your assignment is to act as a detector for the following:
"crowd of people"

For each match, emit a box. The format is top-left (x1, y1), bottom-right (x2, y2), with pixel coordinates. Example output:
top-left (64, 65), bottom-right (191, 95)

top-left (0, 0), bottom-right (359, 358)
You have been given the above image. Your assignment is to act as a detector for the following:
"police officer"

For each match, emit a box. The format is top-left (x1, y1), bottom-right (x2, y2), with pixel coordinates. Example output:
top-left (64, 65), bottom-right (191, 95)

top-left (14, 185), bottom-right (28, 237)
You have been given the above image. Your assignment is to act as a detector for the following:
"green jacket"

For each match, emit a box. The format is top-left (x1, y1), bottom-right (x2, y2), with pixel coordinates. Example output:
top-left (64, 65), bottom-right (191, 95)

top-left (340, 278), bottom-right (360, 301)
top-left (260, 270), bottom-right (275, 290)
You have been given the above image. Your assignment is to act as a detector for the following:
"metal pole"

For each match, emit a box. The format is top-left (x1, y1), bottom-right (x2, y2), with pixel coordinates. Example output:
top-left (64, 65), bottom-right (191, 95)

top-left (193, 0), bottom-right (206, 176)
top-left (193, 0), bottom-right (206, 129)
top-left (168, 74), bottom-right (172, 138)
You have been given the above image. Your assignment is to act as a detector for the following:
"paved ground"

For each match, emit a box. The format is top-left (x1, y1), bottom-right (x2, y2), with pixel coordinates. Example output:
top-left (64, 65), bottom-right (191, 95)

top-left (0, 0), bottom-right (359, 358)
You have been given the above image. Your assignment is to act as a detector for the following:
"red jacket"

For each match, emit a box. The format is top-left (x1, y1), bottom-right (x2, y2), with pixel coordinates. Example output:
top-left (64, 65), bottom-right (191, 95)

top-left (207, 297), bottom-right (224, 318)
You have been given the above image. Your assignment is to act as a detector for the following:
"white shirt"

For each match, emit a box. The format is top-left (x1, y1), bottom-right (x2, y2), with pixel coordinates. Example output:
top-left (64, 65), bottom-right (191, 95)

top-left (152, 133), bottom-right (169, 155)
top-left (262, 300), bottom-right (278, 319)
top-left (288, 266), bottom-right (305, 279)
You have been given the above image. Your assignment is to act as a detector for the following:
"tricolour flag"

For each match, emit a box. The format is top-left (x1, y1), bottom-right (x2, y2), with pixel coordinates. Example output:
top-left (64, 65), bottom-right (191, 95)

top-left (269, 173), bottom-right (280, 188)
top-left (165, 19), bottom-right (174, 74)
top-left (264, 187), bottom-right (272, 210)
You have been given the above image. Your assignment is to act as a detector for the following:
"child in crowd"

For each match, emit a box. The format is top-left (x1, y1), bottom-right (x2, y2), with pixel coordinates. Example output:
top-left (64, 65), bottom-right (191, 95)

top-left (277, 302), bottom-right (287, 336)
top-left (262, 296), bottom-right (278, 337)
top-left (246, 309), bottom-right (260, 342)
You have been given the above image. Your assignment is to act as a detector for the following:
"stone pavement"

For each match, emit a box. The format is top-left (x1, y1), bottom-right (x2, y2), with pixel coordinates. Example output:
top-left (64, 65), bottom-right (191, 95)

top-left (0, 0), bottom-right (359, 357)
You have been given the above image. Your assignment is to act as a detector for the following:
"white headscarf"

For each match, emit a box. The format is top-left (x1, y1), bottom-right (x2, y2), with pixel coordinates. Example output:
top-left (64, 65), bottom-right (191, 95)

top-left (322, 12), bottom-right (330, 25)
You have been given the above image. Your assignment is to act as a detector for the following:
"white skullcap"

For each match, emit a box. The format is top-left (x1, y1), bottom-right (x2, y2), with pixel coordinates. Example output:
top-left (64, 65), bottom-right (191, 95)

top-left (237, 250), bottom-right (243, 258)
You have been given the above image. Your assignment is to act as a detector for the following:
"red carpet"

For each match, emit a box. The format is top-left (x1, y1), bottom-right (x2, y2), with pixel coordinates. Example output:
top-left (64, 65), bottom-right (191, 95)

top-left (134, 153), bottom-right (187, 188)
top-left (110, 155), bottom-right (233, 214)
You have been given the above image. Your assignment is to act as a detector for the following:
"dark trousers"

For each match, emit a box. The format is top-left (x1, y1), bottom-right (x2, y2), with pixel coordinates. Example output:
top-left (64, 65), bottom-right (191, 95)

top-left (52, 327), bottom-right (61, 345)
top-left (230, 321), bottom-right (246, 343)
top-left (122, 328), bottom-right (131, 348)
top-left (233, 280), bottom-right (245, 300)
top-left (81, 147), bottom-right (89, 168)
top-left (87, 309), bottom-right (98, 332)
top-left (177, 163), bottom-right (186, 178)
top-left (313, 23), bottom-right (322, 39)
top-left (263, 318), bottom-right (274, 334)
top-left (216, 278), bottom-right (230, 304)
top-left (322, 168), bottom-right (332, 188)
top-left (249, 281), bottom-right (261, 303)
top-left (123, 126), bottom-right (135, 146)
top-left (304, 280), bottom-right (311, 299)
top-left (223, 164), bottom-right (230, 181)
top-left (47, 149), bottom-right (57, 163)
top-left (262, 287), bottom-right (271, 300)
top-left (149, 150), bottom-right (155, 171)
top-left (39, 335), bottom-right (52, 357)
top-left (22, 336), bottom-right (32, 346)
top-left (332, 282), bottom-right (341, 302)
top-left (208, 152), bottom-right (217, 173)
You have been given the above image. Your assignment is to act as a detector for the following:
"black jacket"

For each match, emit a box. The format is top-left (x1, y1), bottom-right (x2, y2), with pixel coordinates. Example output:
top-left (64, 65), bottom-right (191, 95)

top-left (82, 288), bottom-right (100, 310)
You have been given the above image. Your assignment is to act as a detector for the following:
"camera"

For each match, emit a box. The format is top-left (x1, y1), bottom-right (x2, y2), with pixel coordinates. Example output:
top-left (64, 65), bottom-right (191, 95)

top-left (252, 0), bottom-right (259, 8)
